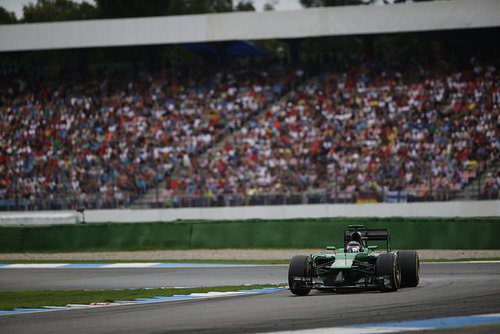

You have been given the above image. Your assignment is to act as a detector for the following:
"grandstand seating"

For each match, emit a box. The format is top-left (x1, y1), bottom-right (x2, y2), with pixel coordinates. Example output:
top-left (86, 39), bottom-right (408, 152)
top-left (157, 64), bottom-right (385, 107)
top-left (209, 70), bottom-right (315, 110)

top-left (170, 60), bottom-right (499, 206)
top-left (0, 61), bottom-right (305, 209)
top-left (1, 59), bottom-right (498, 210)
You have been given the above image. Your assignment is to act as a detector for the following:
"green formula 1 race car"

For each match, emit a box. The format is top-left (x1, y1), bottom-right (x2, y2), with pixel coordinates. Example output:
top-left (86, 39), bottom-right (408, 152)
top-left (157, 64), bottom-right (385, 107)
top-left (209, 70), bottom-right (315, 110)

top-left (288, 225), bottom-right (419, 295)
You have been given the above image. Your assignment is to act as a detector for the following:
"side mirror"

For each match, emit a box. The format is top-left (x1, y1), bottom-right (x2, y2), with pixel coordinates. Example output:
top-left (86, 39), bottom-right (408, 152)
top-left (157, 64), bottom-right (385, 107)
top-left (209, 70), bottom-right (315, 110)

top-left (326, 246), bottom-right (336, 251)
top-left (368, 245), bottom-right (378, 250)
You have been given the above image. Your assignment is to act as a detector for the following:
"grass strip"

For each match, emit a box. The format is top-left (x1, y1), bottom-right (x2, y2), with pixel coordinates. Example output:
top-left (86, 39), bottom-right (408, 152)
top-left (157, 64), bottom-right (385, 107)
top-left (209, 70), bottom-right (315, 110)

top-left (0, 284), bottom-right (281, 311)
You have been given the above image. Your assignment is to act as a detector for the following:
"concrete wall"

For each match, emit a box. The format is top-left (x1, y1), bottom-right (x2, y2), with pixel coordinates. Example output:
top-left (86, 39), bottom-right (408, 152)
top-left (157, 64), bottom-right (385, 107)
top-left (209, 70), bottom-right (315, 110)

top-left (1, 200), bottom-right (498, 225)
top-left (86, 200), bottom-right (500, 222)
top-left (0, 212), bottom-right (80, 225)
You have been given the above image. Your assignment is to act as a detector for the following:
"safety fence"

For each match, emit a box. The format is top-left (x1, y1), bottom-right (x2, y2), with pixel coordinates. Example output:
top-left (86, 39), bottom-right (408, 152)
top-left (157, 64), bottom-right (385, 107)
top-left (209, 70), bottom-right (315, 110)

top-left (1, 217), bottom-right (499, 252)
top-left (1, 187), bottom-right (498, 211)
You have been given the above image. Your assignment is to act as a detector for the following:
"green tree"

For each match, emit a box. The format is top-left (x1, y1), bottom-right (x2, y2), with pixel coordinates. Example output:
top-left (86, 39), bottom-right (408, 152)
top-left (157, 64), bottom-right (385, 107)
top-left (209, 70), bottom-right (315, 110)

top-left (235, 1), bottom-right (255, 11)
top-left (96, 0), bottom-right (171, 18)
top-left (300, 0), bottom-right (362, 7)
top-left (263, 0), bottom-right (277, 11)
top-left (22, 0), bottom-right (98, 23)
top-left (168, 0), bottom-right (210, 15)
top-left (16, 0), bottom-right (255, 24)
top-left (166, 0), bottom-right (233, 15)
top-left (96, 0), bottom-right (236, 18)
top-left (0, 6), bottom-right (17, 24)
top-left (211, 0), bottom-right (234, 13)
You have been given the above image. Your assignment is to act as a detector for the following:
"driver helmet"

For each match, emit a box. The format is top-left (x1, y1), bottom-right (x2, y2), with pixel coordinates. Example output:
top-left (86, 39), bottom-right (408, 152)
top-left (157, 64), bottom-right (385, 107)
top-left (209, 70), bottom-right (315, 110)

top-left (351, 231), bottom-right (362, 243)
top-left (346, 241), bottom-right (362, 253)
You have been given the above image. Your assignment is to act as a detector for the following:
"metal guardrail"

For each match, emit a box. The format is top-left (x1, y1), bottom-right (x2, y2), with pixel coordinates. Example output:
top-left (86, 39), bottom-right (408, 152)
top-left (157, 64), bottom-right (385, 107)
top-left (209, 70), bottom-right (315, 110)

top-left (1, 187), bottom-right (497, 211)
top-left (142, 188), bottom-right (499, 209)
top-left (0, 191), bottom-right (136, 211)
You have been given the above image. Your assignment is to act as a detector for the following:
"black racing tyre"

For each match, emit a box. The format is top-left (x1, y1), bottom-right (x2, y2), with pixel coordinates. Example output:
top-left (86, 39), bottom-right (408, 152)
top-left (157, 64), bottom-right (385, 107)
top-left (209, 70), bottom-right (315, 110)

top-left (376, 253), bottom-right (401, 292)
top-left (288, 255), bottom-right (312, 296)
top-left (397, 250), bottom-right (420, 288)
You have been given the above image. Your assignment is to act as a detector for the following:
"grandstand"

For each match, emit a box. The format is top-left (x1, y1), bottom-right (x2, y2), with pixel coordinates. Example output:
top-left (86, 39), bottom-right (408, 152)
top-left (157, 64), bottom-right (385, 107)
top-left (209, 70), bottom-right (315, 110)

top-left (0, 0), bottom-right (499, 211)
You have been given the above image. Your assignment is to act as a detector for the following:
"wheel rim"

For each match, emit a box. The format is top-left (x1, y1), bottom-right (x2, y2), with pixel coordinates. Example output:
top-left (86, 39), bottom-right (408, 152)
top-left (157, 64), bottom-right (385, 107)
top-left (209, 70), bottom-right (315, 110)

top-left (394, 256), bottom-right (401, 288)
top-left (396, 264), bottom-right (401, 287)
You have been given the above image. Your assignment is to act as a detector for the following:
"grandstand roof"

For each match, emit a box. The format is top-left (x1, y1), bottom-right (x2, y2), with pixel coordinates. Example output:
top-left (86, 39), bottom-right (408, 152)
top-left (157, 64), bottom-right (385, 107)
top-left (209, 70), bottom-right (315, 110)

top-left (0, 0), bottom-right (499, 52)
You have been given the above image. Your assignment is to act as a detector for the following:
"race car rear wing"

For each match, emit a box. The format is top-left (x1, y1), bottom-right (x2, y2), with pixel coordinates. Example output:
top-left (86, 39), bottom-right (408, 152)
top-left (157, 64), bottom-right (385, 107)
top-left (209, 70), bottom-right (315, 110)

top-left (344, 225), bottom-right (392, 252)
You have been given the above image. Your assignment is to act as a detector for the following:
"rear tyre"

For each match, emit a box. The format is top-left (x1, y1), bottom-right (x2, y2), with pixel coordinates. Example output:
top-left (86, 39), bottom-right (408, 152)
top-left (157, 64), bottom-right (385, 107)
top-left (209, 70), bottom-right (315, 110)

top-left (376, 253), bottom-right (401, 292)
top-left (288, 255), bottom-right (312, 296)
top-left (397, 250), bottom-right (420, 287)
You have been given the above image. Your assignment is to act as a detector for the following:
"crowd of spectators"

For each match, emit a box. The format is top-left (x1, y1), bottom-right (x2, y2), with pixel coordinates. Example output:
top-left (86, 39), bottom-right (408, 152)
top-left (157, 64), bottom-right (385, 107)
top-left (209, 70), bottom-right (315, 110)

top-left (0, 61), bottom-right (305, 209)
top-left (170, 59), bottom-right (499, 205)
top-left (1, 57), bottom-right (498, 209)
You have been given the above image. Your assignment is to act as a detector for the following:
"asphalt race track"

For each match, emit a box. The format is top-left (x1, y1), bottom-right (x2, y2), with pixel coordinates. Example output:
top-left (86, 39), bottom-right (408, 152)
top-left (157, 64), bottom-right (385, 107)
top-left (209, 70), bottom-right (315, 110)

top-left (1, 262), bottom-right (500, 333)
top-left (0, 265), bottom-right (289, 291)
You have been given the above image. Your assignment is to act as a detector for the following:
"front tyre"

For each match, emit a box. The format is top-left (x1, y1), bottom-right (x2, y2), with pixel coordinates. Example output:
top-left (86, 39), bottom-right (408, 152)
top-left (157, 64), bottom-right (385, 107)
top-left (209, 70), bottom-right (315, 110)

top-left (397, 250), bottom-right (420, 287)
top-left (288, 255), bottom-right (312, 296)
top-left (376, 253), bottom-right (401, 292)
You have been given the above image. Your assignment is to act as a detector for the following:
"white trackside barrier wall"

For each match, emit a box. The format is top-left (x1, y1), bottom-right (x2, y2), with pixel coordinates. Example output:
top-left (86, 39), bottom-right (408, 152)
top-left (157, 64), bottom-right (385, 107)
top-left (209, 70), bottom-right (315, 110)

top-left (0, 200), bottom-right (498, 225)
top-left (0, 212), bottom-right (81, 225)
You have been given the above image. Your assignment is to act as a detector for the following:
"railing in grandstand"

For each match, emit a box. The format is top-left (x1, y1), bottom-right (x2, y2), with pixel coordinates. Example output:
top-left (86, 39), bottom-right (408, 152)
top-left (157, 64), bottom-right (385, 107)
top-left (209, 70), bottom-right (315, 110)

top-left (0, 191), bottom-right (136, 211)
top-left (0, 187), bottom-right (497, 211)
top-left (141, 188), bottom-right (499, 209)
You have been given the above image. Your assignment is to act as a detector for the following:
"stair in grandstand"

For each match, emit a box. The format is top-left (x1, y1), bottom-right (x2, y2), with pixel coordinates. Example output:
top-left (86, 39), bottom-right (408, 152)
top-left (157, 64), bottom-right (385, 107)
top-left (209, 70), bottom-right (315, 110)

top-left (131, 187), bottom-right (164, 208)
top-left (454, 160), bottom-right (499, 201)
top-left (130, 104), bottom-right (283, 209)
top-left (130, 74), bottom-right (316, 209)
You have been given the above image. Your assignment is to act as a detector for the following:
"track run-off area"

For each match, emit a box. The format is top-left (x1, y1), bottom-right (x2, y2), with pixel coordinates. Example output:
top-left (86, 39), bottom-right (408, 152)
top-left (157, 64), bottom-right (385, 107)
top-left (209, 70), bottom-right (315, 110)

top-left (1, 262), bottom-right (499, 333)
